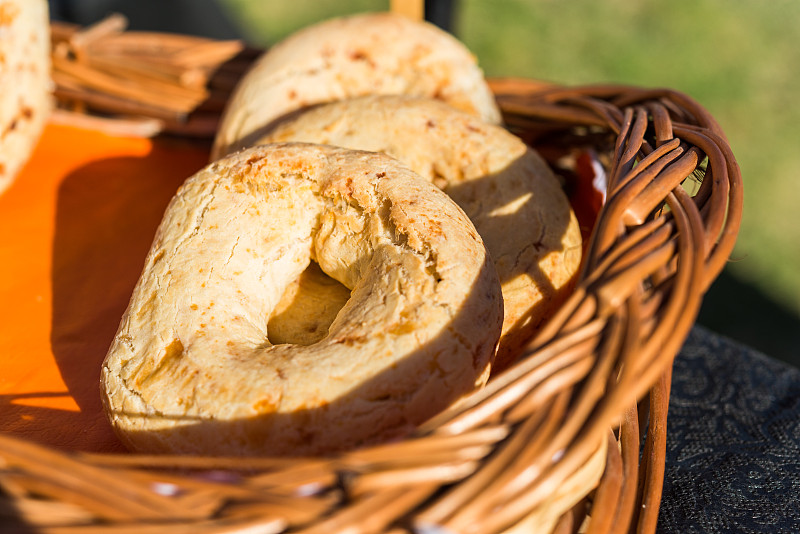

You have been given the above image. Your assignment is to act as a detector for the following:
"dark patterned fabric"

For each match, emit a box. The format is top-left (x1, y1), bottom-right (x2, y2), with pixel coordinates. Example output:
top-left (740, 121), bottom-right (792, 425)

top-left (658, 326), bottom-right (800, 533)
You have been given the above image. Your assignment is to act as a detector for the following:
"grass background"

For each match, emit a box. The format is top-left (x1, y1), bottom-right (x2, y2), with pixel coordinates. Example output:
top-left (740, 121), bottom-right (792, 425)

top-left (218, 0), bottom-right (800, 367)
top-left (53, 0), bottom-right (800, 366)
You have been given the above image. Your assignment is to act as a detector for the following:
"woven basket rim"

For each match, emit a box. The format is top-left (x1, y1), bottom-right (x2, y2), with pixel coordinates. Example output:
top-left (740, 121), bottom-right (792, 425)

top-left (1, 20), bottom-right (743, 534)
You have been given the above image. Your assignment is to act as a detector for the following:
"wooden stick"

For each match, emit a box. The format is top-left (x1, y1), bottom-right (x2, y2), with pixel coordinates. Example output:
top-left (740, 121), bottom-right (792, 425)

top-left (52, 82), bottom-right (186, 122)
top-left (49, 109), bottom-right (165, 138)
top-left (69, 13), bottom-right (128, 60)
top-left (53, 55), bottom-right (205, 113)
top-left (390, 0), bottom-right (424, 20)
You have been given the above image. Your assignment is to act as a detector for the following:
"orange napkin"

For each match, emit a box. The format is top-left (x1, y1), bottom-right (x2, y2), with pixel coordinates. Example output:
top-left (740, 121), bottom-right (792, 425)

top-left (0, 123), bottom-right (210, 453)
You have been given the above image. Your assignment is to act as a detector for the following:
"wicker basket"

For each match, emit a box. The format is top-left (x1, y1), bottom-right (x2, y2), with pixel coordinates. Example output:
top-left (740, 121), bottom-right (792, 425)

top-left (1, 10), bottom-right (742, 534)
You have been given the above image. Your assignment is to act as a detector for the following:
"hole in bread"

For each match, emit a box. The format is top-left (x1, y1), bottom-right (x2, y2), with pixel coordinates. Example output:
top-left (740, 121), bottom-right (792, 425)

top-left (266, 261), bottom-right (350, 346)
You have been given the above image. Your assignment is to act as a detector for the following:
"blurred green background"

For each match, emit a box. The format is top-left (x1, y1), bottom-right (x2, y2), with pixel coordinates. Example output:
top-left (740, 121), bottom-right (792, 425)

top-left (51, 0), bottom-right (800, 367)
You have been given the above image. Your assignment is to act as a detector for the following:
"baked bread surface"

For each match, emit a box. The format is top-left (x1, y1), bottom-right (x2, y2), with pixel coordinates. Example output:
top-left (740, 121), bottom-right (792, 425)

top-left (211, 12), bottom-right (501, 159)
top-left (258, 95), bottom-right (582, 371)
top-left (0, 0), bottom-right (51, 194)
top-left (101, 143), bottom-right (503, 456)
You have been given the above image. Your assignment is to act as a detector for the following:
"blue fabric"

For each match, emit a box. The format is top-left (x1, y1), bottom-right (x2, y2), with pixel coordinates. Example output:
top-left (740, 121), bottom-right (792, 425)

top-left (658, 326), bottom-right (800, 533)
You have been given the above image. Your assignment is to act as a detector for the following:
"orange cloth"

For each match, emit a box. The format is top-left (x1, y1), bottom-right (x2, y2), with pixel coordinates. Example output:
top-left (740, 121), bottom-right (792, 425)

top-left (0, 124), bottom-right (210, 453)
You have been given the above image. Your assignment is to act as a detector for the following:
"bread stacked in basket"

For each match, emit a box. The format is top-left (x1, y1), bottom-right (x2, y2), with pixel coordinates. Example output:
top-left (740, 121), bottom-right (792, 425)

top-left (101, 12), bottom-right (582, 457)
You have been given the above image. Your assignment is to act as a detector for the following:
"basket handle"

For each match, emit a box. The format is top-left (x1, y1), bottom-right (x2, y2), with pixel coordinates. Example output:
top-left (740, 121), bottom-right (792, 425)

top-left (390, 0), bottom-right (424, 20)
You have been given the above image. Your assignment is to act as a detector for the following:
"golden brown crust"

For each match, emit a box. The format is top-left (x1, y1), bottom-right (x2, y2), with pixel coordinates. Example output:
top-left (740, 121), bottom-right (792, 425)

top-left (0, 0), bottom-right (51, 194)
top-left (101, 143), bottom-right (503, 456)
top-left (211, 12), bottom-right (500, 160)
top-left (257, 95), bottom-right (582, 371)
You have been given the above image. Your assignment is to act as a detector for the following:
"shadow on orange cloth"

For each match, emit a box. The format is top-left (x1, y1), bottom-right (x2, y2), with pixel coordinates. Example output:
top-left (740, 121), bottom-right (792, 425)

top-left (0, 123), bottom-right (210, 453)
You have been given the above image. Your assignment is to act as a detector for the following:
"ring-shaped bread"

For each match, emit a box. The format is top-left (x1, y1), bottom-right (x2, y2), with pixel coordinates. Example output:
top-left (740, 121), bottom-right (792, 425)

top-left (0, 0), bottom-right (50, 194)
top-left (101, 143), bottom-right (503, 456)
top-left (257, 95), bottom-right (583, 372)
top-left (211, 12), bottom-right (501, 160)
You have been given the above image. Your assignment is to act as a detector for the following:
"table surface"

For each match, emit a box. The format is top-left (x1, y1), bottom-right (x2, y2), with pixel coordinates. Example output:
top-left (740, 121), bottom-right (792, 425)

top-left (660, 325), bottom-right (800, 533)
